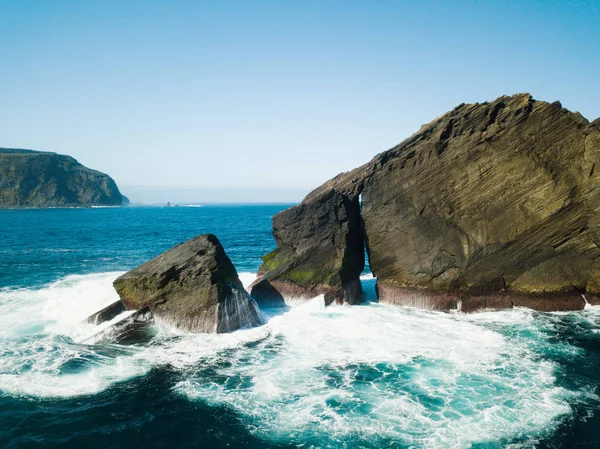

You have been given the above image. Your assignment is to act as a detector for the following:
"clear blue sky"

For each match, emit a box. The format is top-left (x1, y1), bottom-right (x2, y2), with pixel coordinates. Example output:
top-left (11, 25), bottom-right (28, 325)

top-left (1, 0), bottom-right (598, 202)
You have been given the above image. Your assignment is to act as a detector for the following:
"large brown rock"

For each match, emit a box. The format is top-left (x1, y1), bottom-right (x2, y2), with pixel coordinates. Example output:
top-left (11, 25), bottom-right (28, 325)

top-left (113, 234), bottom-right (262, 332)
top-left (361, 94), bottom-right (600, 310)
top-left (258, 94), bottom-right (600, 312)
top-left (250, 189), bottom-right (364, 306)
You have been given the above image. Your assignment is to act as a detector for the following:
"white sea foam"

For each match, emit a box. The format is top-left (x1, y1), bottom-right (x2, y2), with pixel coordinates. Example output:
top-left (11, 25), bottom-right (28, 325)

top-left (0, 271), bottom-right (597, 447)
top-left (0, 354), bottom-right (148, 398)
top-left (238, 271), bottom-right (258, 291)
top-left (0, 272), bottom-right (148, 398)
top-left (175, 298), bottom-right (585, 447)
top-left (0, 272), bottom-right (124, 339)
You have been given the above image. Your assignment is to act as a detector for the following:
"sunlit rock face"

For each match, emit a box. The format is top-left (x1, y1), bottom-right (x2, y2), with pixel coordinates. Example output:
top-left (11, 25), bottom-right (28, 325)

top-left (256, 94), bottom-right (600, 311)
top-left (114, 234), bottom-right (262, 333)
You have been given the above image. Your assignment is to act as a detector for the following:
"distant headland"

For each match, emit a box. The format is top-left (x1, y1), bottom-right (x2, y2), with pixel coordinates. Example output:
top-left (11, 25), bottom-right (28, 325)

top-left (0, 148), bottom-right (128, 208)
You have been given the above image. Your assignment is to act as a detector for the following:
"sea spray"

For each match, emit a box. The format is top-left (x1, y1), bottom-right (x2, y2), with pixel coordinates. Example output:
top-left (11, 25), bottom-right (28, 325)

top-left (217, 284), bottom-right (264, 333)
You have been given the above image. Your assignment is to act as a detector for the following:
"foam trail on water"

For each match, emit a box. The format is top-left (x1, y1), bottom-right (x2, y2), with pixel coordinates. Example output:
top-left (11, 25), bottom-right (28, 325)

top-left (0, 272), bottom-right (124, 340)
top-left (0, 272), bottom-right (270, 398)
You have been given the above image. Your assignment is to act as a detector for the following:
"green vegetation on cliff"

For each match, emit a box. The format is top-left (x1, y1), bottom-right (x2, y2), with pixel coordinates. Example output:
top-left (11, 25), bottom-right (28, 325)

top-left (0, 148), bottom-right (127, 207)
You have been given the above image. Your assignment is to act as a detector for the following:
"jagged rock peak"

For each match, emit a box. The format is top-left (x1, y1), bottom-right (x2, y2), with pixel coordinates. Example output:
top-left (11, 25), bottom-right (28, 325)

top-left (250, 188), bottom-right (364, 307)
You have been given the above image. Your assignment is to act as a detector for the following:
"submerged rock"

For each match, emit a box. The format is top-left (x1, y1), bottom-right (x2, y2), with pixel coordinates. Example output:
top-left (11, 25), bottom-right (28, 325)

top-left (0, 148), bottom-right (127, 208)
top-left (250, 188), bottom-right (364, 306)
top-left (258, 94), bottom-right (600, 312)
top-left (81, 308), bottom-right (155, 344)
top-left (113, 234), bottom-right (262, 333)
top-left (85, 300), bottom-right (125, 325)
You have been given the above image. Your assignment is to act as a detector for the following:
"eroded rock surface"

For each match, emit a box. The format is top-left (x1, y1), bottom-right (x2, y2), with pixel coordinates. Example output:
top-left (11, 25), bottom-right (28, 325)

top-left (114, 234), bottom-right (261, 332)
top-left (361, 94), bottom-right (600, 310)
top-left (257, 94), bottom-right (600, 311)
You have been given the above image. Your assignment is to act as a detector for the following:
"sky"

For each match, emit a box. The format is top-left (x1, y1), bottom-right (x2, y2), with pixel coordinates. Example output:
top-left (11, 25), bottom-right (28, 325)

top-left (0, 0), bottom-right (598, 203)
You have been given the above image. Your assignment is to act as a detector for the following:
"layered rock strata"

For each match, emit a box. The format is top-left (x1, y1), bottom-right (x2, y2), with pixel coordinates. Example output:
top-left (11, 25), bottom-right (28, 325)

top-left (254, 94), bottom-right (600, 312)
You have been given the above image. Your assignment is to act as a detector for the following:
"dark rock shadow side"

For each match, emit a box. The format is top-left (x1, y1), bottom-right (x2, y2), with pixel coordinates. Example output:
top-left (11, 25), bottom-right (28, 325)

top-left (251, 189), bottom-right (366, 307)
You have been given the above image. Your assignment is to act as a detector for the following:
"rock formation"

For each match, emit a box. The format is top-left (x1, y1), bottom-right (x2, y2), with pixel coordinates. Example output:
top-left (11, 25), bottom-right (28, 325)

top-left (250, 188), bottom-right (364, 306)
top-left (81, 308), bottom-right (155, 344)
top-left (0, 148), bottom-right (128, 207)
top-left (254, 94), bottom-right (600, 312)
top-left (113, 234), bottom-right (262, 333)
top-left (86, 300), bottom-right (126, 325)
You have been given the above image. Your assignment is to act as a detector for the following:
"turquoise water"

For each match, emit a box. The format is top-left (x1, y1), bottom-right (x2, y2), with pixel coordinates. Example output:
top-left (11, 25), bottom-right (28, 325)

top-left (1, 206), bottom-right (600, 448)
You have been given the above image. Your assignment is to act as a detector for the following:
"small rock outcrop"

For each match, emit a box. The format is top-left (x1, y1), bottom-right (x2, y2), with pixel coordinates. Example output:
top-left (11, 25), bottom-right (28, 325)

top-left (113, 234), bottom-right (261, 333)
top-left (0, 148), bottom-right (127, 207)
top-left (86, 300), bottom-right (126, 325)
top-left (256, 94), bottom-right (600, 312)
top-left (250, 189), bottom-right (364, 306)
top-left (81, 308), bottom-right (155, 344)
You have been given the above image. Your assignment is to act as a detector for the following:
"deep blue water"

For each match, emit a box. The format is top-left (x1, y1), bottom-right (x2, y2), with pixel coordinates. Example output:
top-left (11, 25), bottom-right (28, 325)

top-left (1, 205), bottom-right (600, 448)
top-left (0, 205), bottom-right (282, 289)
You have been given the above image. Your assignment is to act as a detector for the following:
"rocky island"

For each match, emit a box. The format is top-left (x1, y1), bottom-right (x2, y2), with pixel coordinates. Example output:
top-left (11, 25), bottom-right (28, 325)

top-left (252, 93), bottom-right (600, 312)
top-left (0, 148), bottom-right (127, 207)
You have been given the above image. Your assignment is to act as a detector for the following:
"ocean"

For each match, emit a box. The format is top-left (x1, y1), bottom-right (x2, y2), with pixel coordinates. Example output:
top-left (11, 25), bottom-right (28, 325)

top-left (1, 205), bottom-right (599, 449)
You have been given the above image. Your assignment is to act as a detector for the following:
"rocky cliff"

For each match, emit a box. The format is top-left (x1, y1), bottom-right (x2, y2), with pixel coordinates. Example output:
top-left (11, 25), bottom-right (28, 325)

top-left (0, 148), bottom-right (127, 207)
top-left (253, 94), bottom-right (600, 312)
